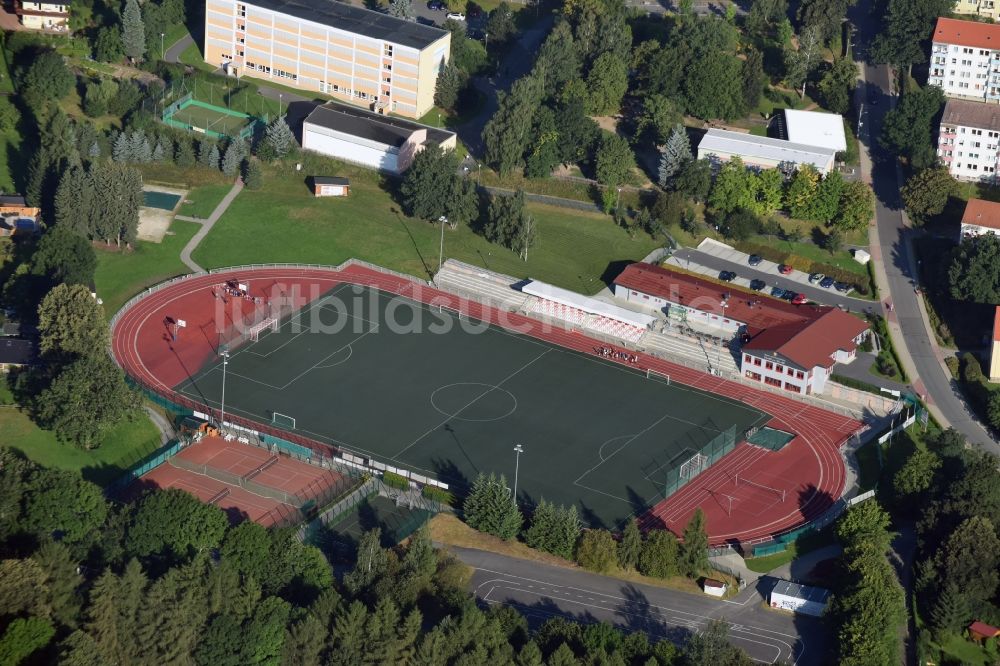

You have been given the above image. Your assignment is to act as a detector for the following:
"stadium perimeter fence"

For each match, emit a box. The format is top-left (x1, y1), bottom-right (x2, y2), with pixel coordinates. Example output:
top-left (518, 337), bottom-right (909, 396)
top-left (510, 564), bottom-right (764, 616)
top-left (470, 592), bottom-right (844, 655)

top-left (106, 438), bottom-right (185, 495)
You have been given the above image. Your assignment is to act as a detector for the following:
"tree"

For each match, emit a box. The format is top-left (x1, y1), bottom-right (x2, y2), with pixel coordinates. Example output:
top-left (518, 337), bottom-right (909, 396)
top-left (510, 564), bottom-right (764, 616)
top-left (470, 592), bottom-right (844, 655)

top-left (575, 530), bottom-right (617, 573)
top-left (938, 516), bottom-right (1000, 613)
top-left (808, 171), bottom-right (843, 223)
top-left (343, 528), bottom-right (388, 597)
top-left (746, 0), bottom-right (788, 37)
top-left (817, 58), bottom-right (857, 115)
top-left (638, 529), bottom-right (678, 578)
top-left (31, 226), bottom-right (97, 290)
top-left (835, 181), bottom-right (875, 231)
top-left (122, 0), bottom-right (147, 62)
top-left (683, 51), bottom-right (744, 120)
top-left (95, 26), bottom-right (124, 63)
top-left (126, 488), bottom-right (228, 562)
top-left (785, 165), bottom-right (821, 219)
top-left (929, 583), bottom-right (971, 637)
top-left (0, 97), bottom-right (18, 134)
top-left (657, 124), bottom-right (691, 187)
top-left (635, 94), bottom-right (679, 146)
top-left (721, 209), bottom-right (761, 241)
top-left (243, 159), bottom-right (262, 190)
top-left (902, 167), bottom-right (955, 224)
top-left (36, 353), bottom-right (140, 448)
top-left (112, 132), bottom-right (131, 163)
top-left (17, 50), bottom-right (75, 113)
top-left (462, 473), bottom-right (523, 540)
top-left (388, 0), bottom-right (414, 19)
top-left (263, 116), bottom-right (295, 159)
top-left (880, 86), bottom-right (945, 169)
top-left (797, 0), bottom-right (854, 44)
top-left (784, 25), bottom-right (823, 98)
top-left (741, 47), bottom-right (766, 113)
top-left (618, 519), bottom-right (642, 571)
top-left (893, 449), bottom-right (941, 501)
top-left (586, 52), bottom-right (628, 116)
top-left (709, 158), bottom-right (755, 214)
top-left (34, 540), bottom-right (83, 627)
top-left (434, 63), bottom-right (466, 112)
top-left (483, 75), bottom-right (542, 175)
top-left (400, 146), bottom-right (477, 228)
top-left (595, 133), bottom-right (635, 211)
top-left (679, 508), bottom-right (709, 576)
top-left (836, 500), bottom-right (893, 552)
top-left (673, 158), bottom-right (712, 201)
top-left (22, 469), bottom-right (108, 546)
top-left (485, 2), bottom-right (517, 46)
top-left (0, 617), bottom-right (55, 665)
top-left (524, 499), bottom-right (559, 554)
top-left (221, 141), bottom-right (244, 177)
top-left (484, 189), bottom-right (535, 260)
top-left (37, 283), bottom-right (107, 362)
top-left (683, 620), bottom-right (753, 665)
top-left (872, 0), bottom-right (953, 70)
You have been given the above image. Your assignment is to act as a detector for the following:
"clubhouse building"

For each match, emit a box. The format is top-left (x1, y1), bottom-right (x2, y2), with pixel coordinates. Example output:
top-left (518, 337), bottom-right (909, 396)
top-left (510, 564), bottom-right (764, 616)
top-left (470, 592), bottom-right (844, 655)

top-left (203, 0), bottom-right (451, 118)
top-left (613, 263), bottom-right (869, 395)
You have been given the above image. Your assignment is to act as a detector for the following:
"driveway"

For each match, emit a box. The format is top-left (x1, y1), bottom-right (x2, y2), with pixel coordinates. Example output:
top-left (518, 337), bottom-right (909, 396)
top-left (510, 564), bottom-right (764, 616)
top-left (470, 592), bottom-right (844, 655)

top-left (456, 546), bottom-right (828, 665)
top-left (849, 4), bottom-right (1000, 453)
top-left (668, 246), bottom-right (879, 314)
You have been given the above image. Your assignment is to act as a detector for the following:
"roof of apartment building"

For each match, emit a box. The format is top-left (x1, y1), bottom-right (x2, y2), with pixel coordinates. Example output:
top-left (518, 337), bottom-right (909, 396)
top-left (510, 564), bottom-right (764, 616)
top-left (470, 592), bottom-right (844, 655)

top-left (962, 198), bottom-right (1000, 230)
top-left (613, 263), bottom-right (828, 336)
top-left (304, 102), bottom-right (456, 148)
top-left (247, 0), bottom-right (447, 49)
top-left (698, 129), bottom-right (837, 169)
top-left (941, 98), bottom-right (1000, 132)
top-left (742, 309), bottom-right (869, 371)
top-left (783, 109), bottom-right (847, 152)
top-left (932, 16), bottom-right (1000, 49)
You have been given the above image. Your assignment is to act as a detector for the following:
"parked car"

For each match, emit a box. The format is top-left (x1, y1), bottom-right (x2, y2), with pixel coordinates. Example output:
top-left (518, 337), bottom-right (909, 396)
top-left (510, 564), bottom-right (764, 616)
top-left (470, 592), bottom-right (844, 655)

top-left (427, 0), bottom-right (445, 9)
top-left (719, 270), bottom-right (737, 282)
top-left (820, 276), bottom-right (836, 289)
top-left (791, 293), bottom-right (808, 305)
top-left (834, 281), bottom-right (852, 293)
top-left (770, 286), bottom-right (787, 298)
top-left (750, 279), bottom-right (766, 291)
top-left (446, 11), bottom-right (466, 20)
top-left (778, 264), bottom-right (793, 275)
top-left (808, 272), bottom-right (824, 284)
top-left (748, 254), bottom-right (762, 266)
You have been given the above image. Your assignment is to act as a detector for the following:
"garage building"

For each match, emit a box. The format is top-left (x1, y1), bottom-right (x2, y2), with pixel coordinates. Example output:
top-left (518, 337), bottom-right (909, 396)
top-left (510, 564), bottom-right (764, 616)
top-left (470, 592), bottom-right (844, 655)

top-left (302, 102), bottom-right (457, 175)
top-left (769, 579), bottom-right (830, 616)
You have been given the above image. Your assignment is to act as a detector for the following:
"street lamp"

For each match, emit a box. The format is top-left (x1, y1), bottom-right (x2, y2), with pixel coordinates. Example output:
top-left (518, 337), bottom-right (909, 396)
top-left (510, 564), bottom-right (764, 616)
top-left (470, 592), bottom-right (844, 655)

top-left (278, 93), bottom-right (283, 117)
top-left (485, 31), bottom-right (489, 49)
top-left (438, 215), bottom-right (448, 273)
top-left (160, 32), bottom-right (165, 60)
top-left (477, 162), bottom-right (482, 185)
top-left (615, 186), bottom-right (622, 219)
top-left (218, 346), bottom-right (230, 430)
top-left (717, 298), bottom-right (729, 375)
top-left (512, 444), bottom-right (524, 500)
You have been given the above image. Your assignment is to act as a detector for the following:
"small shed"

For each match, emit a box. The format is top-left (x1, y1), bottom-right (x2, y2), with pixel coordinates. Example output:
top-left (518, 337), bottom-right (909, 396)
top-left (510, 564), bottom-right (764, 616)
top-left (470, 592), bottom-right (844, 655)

top-left (769, 580), bottom-right (830, 617)
top-left (852, 249), bottom-right (871, 265)
top-left (702, 578), bottom-right (727, 597)
top-left (968, 621), bottom-right (1000, 644)
top-left (312, 176), bottom-right (350, 197)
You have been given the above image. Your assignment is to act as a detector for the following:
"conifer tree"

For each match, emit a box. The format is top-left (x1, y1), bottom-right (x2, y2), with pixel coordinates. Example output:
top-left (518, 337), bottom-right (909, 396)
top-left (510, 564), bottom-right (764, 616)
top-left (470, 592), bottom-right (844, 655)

top-left (122, 0), bottom-right (146, 62)
top-left (89, 142), bottom-right (101, 159)
top-left (221, 141), bottom-right (243, 176)
top-left (112, 133), bottom-right (131, 162)
top-left (175, 139), bottom-right (195, 166)
top-left (463, 473), bottom-right (522, 540)
top-left (524, 499), bottom-right (559, 554)
top-left (657, 124), bottom-right (691, 187)
top-left (151, 142), bottom-right (164, 161)
top-left (263, 116), bottom-right (295, 159)
top-left (679, 508), bottom-right (709, 577)
top-left (618, 518), bottom-right (643, 571)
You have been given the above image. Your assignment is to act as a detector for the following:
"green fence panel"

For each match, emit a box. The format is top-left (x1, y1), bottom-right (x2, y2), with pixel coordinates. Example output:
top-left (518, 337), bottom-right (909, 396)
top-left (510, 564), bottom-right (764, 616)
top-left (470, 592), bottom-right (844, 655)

top-left (752, 542), bottom-right (788, 557)
top-left (261, 433), bottom-right (314, 460)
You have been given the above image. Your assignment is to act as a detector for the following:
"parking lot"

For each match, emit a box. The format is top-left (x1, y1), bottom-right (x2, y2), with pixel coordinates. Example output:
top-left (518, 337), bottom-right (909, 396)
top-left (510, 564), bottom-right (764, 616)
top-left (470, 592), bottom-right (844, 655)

top-left (667, 239), bottom-right (880, 314)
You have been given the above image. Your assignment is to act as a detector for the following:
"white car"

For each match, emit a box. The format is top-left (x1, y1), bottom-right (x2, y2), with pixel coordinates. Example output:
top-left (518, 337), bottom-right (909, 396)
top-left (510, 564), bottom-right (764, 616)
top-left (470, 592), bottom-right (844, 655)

top-left (446, 11), bottom-right (465, 20)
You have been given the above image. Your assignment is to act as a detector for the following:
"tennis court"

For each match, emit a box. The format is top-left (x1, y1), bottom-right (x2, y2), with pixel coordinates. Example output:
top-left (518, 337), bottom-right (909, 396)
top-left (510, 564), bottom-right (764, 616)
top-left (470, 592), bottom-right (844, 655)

top-left (175, 284), bottom-right (767, 528)
top-left (305, 495), bottom-right (435, 561)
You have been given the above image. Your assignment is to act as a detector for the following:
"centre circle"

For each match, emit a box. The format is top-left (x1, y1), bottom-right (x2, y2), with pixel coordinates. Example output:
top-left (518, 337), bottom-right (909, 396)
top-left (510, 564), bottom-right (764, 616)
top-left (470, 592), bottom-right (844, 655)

top-left (430, 382), bottom-right (518, 422)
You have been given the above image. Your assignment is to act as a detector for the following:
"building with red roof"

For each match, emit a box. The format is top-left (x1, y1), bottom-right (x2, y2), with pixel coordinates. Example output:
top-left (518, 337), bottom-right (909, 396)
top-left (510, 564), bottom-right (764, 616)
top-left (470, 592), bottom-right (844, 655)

top-left (929, 18), bottom-right (1000, 103)
top-left (961, 199), bottom-right (1000, 240)
top-left (613, 263), bottom-right (869, 395)
top-left (968, 620), bottom-right (1000, 643)
top-left (990, 306), bottom-right (1000, 382)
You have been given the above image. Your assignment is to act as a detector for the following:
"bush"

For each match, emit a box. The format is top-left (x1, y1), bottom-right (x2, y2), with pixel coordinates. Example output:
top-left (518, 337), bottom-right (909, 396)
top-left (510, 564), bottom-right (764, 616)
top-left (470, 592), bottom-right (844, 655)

top-left (732, 240), bottom-right (788, 264)
top-left (575, 529), bottom-right (618, 573)
top-left (382, 471), bottom-right (409, 491)
top-left (876, 351), bottom-right (898, 377)
top-left (421, 485), bottom-right (453, 505)
top-left (830, 373), bottom-right (884, 396)
top-left (962, 352), bottom-right (984, 384)
top-left (944, 356), bottom-right (960, 380)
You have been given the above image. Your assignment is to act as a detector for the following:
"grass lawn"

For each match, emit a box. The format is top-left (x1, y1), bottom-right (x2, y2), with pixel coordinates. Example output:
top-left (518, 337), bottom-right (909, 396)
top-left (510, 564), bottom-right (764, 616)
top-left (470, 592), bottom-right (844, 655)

top-left (0, 127), bottom-right (22, 193)
top-left (192, 155), bottom-right (660, 290)
top-left (0, 406), bottom-right (161, 485)
top-left (178, 183), bottom-right (233, 219)
top-left (179, 41), bottom-right (216, 73)
top-left (937, 635), bottom-right (994, 665)
top-left (479, 168), bottom-right (598, 204)
top-left (855, 441), bottom-right (881, 491)
top-left (139, 163), bottom-right (231, 188)
top-left (743, 526), bottom-right (836, 573)
top-left (95, 220), bottom-right (198, 317)
top-left (0, 47), bottom-right (14, 94)
top-left (778, 238), bottom-right (868, 276)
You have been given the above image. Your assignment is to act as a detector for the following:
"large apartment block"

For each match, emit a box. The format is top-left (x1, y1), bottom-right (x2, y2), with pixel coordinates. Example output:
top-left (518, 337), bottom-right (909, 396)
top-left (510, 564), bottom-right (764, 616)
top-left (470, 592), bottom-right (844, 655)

top-left (954, 0), bottom-right (1000, 21)
top-left (928, 17), bottom-right (1000, 102)
top-left (938, 98), bottom-right (1000, 181)
top-left (204, 0), bottom-right (451, 119)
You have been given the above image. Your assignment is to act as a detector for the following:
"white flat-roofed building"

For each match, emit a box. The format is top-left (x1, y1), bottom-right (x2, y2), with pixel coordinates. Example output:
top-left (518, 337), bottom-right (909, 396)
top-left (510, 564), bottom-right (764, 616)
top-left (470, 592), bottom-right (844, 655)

top-left (937, 98), bottom-right (1000, 181)
top-left (302, 102), bottom-right (456, 174)
top-left (696, 129), bottom-right (837, 175)
top-left (769, 580), bottom-right (830, 617)
top-left (204, 0), bottom-right (450, 118)
top-left (782, 109), bottom-right (847, 153)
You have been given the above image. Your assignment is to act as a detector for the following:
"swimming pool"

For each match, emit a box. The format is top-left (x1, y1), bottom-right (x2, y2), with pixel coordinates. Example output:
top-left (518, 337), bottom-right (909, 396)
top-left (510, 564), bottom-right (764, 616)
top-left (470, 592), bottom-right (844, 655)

top-left (143, 191), bottom-right (182, 210)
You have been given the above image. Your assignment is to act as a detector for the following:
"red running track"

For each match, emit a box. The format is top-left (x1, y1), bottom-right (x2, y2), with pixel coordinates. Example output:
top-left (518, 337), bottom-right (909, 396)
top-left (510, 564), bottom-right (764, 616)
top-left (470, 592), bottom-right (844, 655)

top-left (110, 263), bottom-right (860, 547)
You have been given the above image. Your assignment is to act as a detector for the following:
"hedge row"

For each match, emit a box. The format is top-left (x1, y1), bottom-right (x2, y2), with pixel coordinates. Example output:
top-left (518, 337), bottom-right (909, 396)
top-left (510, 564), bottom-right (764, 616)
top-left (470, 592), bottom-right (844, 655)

top-left (421, 485), bottom-right (454, 506)
top-left (830, 373), bottom-right (885, 396)
top-left (732, 241), bottom-right (869, 294)
top-left (381, 471), bottom-right (409, 491)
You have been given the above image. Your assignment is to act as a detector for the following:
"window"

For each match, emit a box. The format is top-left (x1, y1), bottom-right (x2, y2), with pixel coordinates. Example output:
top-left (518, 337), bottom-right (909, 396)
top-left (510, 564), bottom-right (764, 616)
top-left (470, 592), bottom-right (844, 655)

top-left (744, 354), bottom-right (752, 363)
top-left (754, 358), bottom-right (762, 366)
top-left (765, 361), bottom-right (773, 370)
top-left (783, 383), bottom-right (801, 393)
top-left (786, 367), bottom-right (794, 376)
top-left (383, 75), bottom-right (391, 83)
top-left (745, 371), bottom-right (761, 381)
top-left (765, 376), bottom-right (781, 387)
top-left (384, 45), bottom-right (393, 56)
top-left (796, 371), bottom-right (804, 379)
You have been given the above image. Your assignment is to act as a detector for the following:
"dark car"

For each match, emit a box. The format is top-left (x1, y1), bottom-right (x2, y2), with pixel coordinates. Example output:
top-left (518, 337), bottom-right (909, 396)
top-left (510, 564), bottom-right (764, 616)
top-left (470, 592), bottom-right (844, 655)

top-left (427, 0), bottom-right (445, 9)
top-left (834, 281), bottom-right (852, 293)
top-left (782, 290), bottom-right (797, 301)
top-left (750, 279), bottom-right (766, 291)
top-left (770, 286), bottom-right (787, 298)
top-left (748, 254), bottom-right (762, 266)
top-left (820, 276), bottom-right (836, 289)
top-left (778, 264), bottom-right (793, 275)
top-left (719, 270), bottom-right (737, 282)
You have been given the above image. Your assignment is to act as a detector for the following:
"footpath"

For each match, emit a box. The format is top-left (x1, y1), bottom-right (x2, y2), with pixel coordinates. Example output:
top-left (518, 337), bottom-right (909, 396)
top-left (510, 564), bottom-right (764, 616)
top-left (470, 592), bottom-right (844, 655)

top-left (177, 177), bottom-right (243, 272)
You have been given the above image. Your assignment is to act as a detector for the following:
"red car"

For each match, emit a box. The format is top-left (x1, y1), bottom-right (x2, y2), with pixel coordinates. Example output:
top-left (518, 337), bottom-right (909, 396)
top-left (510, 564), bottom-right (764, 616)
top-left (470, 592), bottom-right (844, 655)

top-left (791, 293), bottom-right (808, 305)
top-left (778, 264), bottom-right (793, 275)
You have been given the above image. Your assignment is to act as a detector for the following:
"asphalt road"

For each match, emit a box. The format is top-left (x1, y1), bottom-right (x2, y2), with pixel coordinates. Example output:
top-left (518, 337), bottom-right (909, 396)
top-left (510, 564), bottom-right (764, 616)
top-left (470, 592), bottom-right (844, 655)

top-left (671, 247), bottom-right (878, 314)
top-left (456, 546), bottom-right (828, 664)
top-left (848, 5), bottom-right (1000, 453)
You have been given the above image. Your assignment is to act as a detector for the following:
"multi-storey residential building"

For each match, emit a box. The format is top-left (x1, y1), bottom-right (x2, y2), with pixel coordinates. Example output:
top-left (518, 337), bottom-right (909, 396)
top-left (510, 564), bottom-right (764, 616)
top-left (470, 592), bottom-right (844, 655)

top-left (954, 0), bottom-right (1000, 21)
top-left (928, 17), bottom-right (1000, 102)
top-left (937, 97), bottom-right (1000, 181)
top-left (204, 0), bottom-right (451, 119)
top-left (16, 0), bottom-right (70, 30)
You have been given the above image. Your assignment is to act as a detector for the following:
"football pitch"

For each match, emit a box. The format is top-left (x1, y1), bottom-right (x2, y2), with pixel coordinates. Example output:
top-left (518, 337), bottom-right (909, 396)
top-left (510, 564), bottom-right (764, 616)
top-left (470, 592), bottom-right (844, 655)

top-left (169, 101), bottom-right (252, 136)
top-left (175, 285), bottom-right (768, 527)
